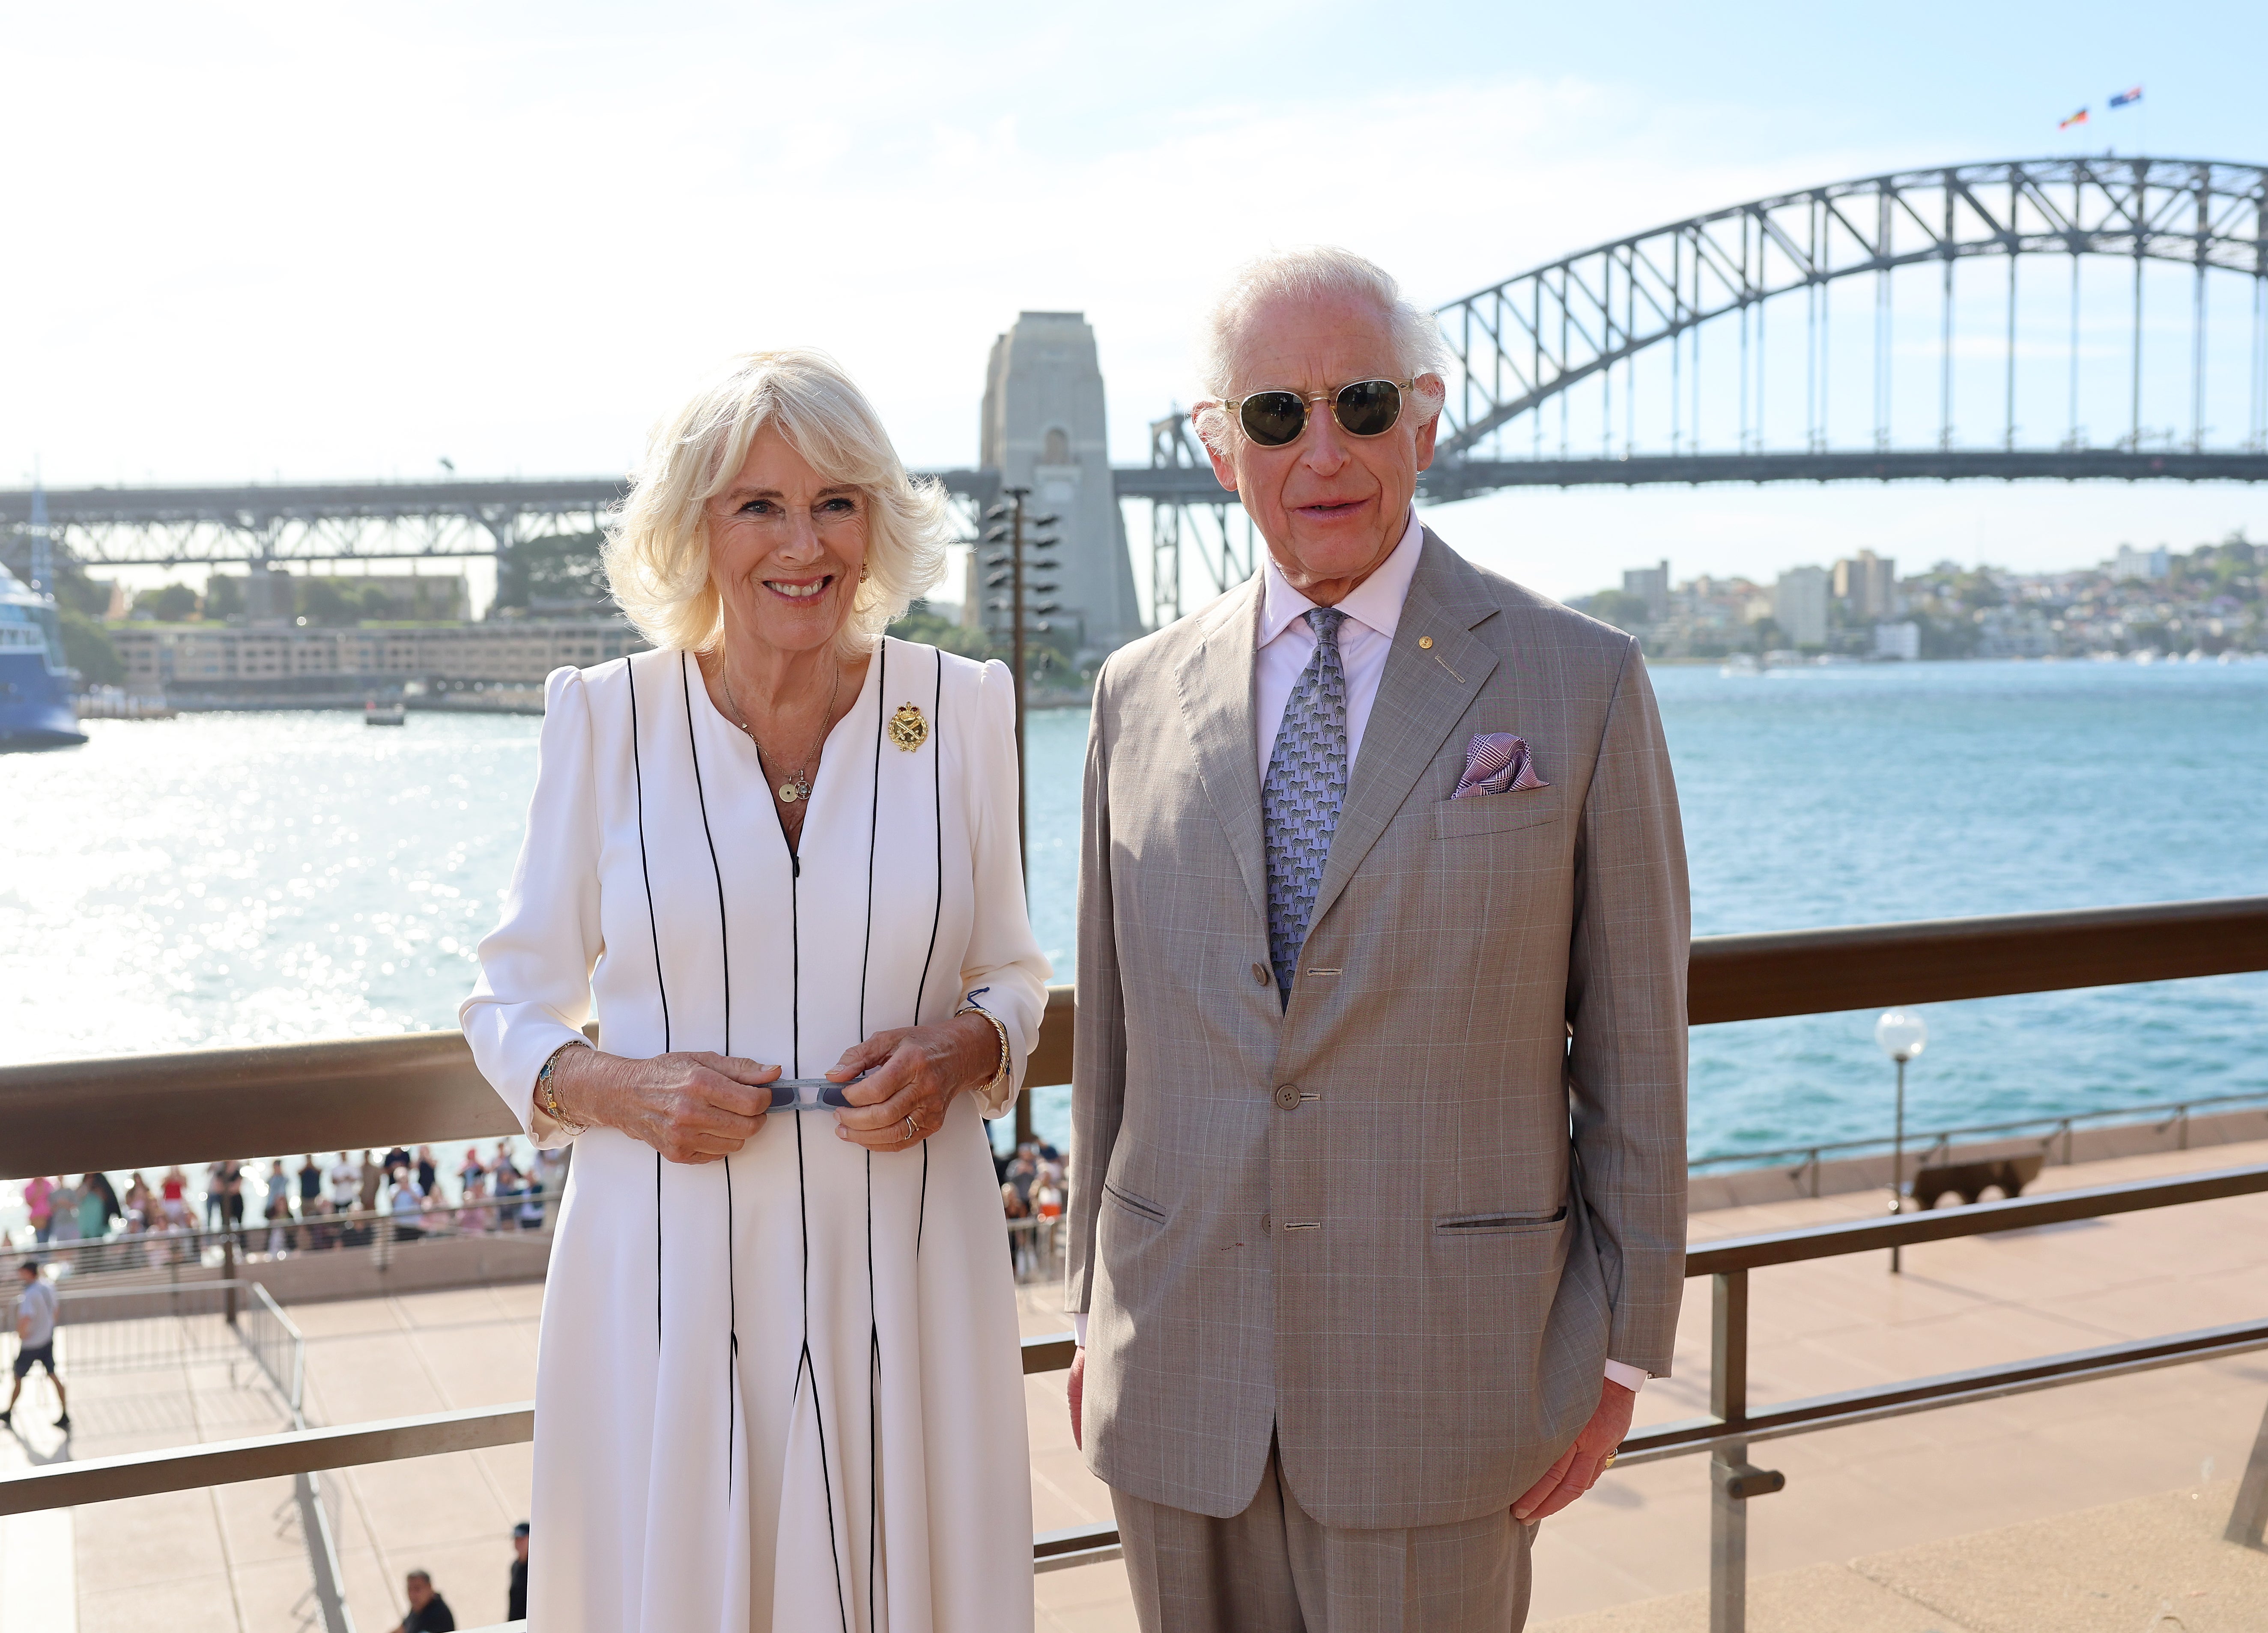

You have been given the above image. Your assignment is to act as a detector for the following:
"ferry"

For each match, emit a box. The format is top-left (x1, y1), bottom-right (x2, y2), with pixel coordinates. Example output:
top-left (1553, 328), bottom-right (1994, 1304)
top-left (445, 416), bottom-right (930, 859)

top-left (0, 563), bottom-right (86, 750)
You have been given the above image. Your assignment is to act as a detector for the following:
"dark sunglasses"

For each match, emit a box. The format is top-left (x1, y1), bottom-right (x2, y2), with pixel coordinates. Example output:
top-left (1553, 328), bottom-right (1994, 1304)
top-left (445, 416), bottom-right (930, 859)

top-left (1221, 378), bottom-right (1415, 448)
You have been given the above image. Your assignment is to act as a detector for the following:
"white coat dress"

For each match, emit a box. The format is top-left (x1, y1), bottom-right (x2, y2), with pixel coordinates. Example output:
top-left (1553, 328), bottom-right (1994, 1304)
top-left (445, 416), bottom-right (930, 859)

top-left (461, 640), bottom-right (1047, 1633)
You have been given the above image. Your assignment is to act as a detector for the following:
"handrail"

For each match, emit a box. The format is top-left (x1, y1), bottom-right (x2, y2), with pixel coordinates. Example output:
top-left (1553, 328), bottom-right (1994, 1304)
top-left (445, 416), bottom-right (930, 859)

top-left (1683, 1164), bottom-right (2268, 1273)
top-left (4, 894), bottom-right (2262, 1182)
top-left (1688, 1088), bottom-right (2268, 1172)
top-left (0, 1328), bottom-right (1082, 1516)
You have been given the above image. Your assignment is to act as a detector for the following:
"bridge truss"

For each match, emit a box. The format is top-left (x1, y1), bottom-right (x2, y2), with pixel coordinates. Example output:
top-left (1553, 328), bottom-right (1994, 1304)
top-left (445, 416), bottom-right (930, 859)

top-left (10, 158), bottom-right (2265, 624)
top-left (1432, 155), bottom-right (2268, 474)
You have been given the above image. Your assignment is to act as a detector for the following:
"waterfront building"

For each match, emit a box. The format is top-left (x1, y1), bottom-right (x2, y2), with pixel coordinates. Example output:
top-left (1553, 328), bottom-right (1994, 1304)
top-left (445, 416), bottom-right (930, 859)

top-left (1872, 620), bottom-right (1921, 660)
top-left (1833, 549), bottom-right (1896, 618)
top-left (108, 618), bottom-right (648, 704)
top-left (1623, 559), bottom-right (1671, 622)
top-left (2113, 544), bottom-right (2172, 582)
top-left (1774, 565), bottom-right (1830, 647)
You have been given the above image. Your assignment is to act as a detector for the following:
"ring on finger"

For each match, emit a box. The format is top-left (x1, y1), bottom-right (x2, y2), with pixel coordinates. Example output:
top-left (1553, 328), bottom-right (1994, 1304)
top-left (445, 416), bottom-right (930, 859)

top-left (903, 1113), bottom-right (918, 1142)
top-left (1600, 1452), bottom-right (1617, 1469)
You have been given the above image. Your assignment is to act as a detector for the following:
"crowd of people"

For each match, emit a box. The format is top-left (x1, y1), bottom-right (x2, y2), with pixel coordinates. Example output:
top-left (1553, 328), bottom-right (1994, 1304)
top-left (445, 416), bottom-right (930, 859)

top-left (9, 1143), bottom-right (570, 1266)
top-left (994, 1139), bottom-right (1068, 1280)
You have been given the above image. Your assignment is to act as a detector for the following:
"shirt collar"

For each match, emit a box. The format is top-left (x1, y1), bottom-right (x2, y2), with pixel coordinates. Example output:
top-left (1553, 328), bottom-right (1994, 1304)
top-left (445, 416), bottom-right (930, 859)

top-left (1256, 508), bottom-right (1425, 645)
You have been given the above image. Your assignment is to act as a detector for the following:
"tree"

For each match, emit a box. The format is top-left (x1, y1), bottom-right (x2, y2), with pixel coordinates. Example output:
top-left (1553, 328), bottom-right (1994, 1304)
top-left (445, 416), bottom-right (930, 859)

top-left (888, 604), bottom-right (998, 662)
top-left (1573, 589), bottom-right (1653, 632)
top-left (301, 578), bottom-right (358, 625)
top-left (136, 583), bottom-right (200, 622)
top-left (492, 533), bottom-right (611, 612)
top-left (0, 533), bottom-right (113, 616)
top-left (204, 573), bottom-right (244, 619)
top-left (58, 606), bottom-right (124, 685)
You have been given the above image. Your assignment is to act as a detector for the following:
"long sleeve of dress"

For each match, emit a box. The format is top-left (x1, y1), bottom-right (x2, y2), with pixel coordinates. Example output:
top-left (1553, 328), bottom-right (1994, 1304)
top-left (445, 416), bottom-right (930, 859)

top-left (958, 657), bottom-right (1051, 1118)
top-left (460, 664), bottom-right (603, 1146)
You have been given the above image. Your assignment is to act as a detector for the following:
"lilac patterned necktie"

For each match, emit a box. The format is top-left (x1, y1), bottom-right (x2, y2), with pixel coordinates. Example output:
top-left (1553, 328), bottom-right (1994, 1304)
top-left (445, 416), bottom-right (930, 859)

top-left (1262, 606), bottom-right (1350, 1000)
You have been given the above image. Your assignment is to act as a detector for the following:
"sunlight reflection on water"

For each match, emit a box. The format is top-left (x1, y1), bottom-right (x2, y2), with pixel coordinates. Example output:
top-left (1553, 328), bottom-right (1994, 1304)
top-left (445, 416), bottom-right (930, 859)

top-left (7, 659), bottom-right (2264, 1170)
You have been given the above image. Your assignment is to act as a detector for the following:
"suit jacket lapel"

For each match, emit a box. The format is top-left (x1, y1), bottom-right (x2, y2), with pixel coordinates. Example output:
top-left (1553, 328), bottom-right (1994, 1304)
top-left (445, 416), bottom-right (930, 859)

top-left (1308, 531), bottom-right (1500, 934)
top-left (1173, 577), bottom-right (1270, 922)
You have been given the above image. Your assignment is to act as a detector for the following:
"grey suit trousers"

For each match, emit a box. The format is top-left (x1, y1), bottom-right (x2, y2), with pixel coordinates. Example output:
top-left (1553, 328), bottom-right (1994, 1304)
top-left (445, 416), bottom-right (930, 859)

top-left (1113, 1441), bottom-right (1535, 1633)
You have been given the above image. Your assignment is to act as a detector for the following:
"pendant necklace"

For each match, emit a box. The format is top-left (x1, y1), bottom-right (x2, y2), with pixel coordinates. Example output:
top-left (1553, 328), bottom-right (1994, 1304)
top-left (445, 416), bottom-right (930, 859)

top-left (722, 658), bottom-right (841, 806)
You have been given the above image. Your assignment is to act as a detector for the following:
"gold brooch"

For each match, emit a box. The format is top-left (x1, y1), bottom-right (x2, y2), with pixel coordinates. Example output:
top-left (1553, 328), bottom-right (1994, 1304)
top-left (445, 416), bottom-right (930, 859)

top-left (887, 702), bottom-right (929, 752)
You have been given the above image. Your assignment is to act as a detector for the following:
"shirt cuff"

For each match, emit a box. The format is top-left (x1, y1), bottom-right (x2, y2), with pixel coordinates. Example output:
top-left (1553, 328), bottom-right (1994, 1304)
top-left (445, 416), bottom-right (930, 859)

top-left (1073, 1312), bottom-right (1087, 1346)
top-left (1603, 1357), bottom-right (1649, 1394)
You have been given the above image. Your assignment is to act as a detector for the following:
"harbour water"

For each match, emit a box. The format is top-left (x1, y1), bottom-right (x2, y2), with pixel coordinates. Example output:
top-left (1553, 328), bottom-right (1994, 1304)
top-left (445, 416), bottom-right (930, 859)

top-left (4, 657), bottom-right (2263, 1164)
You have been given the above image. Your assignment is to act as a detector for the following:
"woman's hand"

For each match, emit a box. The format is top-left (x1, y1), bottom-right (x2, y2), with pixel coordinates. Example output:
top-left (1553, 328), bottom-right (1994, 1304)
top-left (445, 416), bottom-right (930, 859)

top-left (825, 1014), bottom-right (1001, 1153)
top-left (547, 1047), bottom-right (779, 1164)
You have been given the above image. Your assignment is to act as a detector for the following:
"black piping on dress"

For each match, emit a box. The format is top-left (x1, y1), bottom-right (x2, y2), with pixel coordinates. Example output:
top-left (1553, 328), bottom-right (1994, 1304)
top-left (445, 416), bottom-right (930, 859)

top-left (628, 655), bottom-right (670, 1350)
top-left (628, 642), bottom-right (951, 1633)
top-left (680, 653), bottom-right (743, 1500)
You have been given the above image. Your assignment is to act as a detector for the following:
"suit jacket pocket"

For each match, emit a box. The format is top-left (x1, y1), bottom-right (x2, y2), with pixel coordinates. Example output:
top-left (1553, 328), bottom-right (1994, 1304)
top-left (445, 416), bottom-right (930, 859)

top-left (1433, 791), bottom-right (1564, 839)
top-left (1435, 1205), bottom-right (1568, 1236)
top-left (1104, 1181), bottom-right (1168, 1223)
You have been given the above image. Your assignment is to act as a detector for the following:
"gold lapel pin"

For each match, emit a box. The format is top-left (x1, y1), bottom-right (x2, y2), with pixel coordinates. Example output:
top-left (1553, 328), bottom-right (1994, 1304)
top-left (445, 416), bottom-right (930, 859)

top-left (1418, 636), bottom-right (1434, 649)
top-left (887, 702), bottom-right (930, 752)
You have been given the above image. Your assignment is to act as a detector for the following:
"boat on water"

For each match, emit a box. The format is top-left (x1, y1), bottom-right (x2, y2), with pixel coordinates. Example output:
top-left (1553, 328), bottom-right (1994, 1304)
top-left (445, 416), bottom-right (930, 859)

top-left (364, 699), bottom-right (407, 726)
top-left (0, 563), bottom-right (86, 751)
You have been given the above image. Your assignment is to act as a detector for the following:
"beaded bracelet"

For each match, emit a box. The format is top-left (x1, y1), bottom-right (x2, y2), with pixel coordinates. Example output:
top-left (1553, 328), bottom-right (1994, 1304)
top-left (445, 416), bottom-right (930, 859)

top-left (536, 1040), bottom-right (592, 1136)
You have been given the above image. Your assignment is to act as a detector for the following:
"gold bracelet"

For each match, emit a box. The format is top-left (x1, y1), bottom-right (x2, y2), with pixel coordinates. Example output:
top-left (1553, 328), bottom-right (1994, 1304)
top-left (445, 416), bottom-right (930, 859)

top-left (536, 1040), bottom-right (592, 1135)
top-left (954, 1002), bottom-right (1012, 1101)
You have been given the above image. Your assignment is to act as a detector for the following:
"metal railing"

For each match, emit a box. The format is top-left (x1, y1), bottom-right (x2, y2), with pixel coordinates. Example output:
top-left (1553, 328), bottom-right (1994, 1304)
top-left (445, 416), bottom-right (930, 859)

top-left (0, 894), bottom-right (2263, 1627)
top-left (8, 1196), bottom-right (556, 1281)
top-left (1690, 1088), bottom-right (2268, 1190)
top-left (6, 895), bottom-right (2262, 1183)
top-left (0, 1277), bottom-right (354, 1631)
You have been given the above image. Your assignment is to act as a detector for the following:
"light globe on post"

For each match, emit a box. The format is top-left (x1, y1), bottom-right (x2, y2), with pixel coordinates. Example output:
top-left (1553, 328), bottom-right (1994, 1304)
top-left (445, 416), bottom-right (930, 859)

top-left (1874, 1009), bottom-right (1928, 1273)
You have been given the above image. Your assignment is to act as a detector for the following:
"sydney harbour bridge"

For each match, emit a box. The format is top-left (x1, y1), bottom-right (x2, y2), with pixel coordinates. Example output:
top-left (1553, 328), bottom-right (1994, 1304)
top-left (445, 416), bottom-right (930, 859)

top-left (7, 156), bottom-right (2265, 633)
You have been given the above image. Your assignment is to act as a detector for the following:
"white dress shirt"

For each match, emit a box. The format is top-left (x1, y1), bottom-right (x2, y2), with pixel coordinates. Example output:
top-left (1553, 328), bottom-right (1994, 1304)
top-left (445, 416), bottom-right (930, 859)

top-left (1077, 508), bottom-right (1647, 1397)
top-left (1251, 508), bottom-right (1427, 786)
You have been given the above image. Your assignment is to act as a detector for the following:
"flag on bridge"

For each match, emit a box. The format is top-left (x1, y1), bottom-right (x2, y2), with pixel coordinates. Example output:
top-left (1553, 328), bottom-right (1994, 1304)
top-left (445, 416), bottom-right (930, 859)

top-left (2109, 87), bottom-right (2143, 108)
top-left (2059, 107), bottom-right (2090, 129)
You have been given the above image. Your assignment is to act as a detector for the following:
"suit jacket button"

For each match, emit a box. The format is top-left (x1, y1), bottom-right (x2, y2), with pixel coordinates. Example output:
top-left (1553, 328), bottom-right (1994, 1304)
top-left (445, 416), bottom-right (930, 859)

top-left (1272, 1083), bottom-right (1300, 1111)
top-left (1250, 962), bottom-right (1270, 985)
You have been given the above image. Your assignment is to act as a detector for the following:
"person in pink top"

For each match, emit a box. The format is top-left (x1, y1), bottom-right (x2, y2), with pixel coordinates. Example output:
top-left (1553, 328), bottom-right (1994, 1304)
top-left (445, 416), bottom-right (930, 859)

top-left (23, 1177), bottom-right (54, 1244)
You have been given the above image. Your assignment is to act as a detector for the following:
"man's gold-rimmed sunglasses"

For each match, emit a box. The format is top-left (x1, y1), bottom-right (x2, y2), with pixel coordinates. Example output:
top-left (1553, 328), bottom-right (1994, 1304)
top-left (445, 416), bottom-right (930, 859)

top-left (1218, 378), bottom-right (1416, 448)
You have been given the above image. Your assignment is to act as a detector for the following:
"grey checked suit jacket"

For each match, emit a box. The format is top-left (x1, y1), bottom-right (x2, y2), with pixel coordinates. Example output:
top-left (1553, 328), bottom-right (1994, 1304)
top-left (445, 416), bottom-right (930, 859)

top-left (1066, 529), bottom-right (1689, 1530)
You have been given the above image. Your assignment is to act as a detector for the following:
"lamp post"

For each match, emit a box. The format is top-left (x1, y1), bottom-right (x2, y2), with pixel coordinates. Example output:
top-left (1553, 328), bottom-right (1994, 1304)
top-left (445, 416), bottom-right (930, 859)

top-left (981, 490), bottom-right (1061, 868)
top-left (1874, 1008), bottom-right (1929, 1273)
top-left (981, 488), bottom-right (1060, 1152)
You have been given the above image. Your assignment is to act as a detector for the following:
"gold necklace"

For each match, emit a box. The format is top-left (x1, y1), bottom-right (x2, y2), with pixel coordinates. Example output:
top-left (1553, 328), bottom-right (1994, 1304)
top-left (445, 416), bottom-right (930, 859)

top-left (722, 658), bottom-right (841, 805)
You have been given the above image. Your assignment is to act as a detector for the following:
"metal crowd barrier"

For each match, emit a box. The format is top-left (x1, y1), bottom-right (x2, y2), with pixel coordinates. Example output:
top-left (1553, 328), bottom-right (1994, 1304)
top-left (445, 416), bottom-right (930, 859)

top-left (0, 894), bottom-right (2264, 1631)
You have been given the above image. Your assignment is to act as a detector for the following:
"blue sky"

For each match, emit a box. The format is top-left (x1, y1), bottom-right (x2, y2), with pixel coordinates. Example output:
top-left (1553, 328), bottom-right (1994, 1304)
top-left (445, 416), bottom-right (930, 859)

top-left (5, 0), bottom-right (2263, 603)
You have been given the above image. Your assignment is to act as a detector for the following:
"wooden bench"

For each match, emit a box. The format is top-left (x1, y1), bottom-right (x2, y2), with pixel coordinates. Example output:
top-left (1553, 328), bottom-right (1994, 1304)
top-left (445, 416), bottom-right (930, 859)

top-left (1910, 1152), bottom-right (2045, 1210)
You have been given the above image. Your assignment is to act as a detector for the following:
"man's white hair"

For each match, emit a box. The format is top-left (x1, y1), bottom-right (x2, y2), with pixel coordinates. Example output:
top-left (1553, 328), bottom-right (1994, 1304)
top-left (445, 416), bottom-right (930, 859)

top-left (1193, 247), bottom-right (1451, 454)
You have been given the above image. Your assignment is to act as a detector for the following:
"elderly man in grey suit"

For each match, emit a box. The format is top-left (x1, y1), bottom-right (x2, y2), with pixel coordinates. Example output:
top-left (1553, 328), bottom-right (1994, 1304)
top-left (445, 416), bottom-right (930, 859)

top-left (1064, 246), bottom-right (1689, 1631)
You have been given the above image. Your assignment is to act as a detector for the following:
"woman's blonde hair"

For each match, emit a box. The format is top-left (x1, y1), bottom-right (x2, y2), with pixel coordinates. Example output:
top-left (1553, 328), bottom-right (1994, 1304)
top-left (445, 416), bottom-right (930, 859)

top-left (603, 349), bottom-right (950, 657)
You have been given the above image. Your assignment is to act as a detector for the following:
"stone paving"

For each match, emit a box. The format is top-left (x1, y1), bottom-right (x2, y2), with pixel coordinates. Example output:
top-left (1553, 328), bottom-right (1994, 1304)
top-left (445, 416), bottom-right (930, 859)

top-left (3, 1138), bottom-right (2262, 1630)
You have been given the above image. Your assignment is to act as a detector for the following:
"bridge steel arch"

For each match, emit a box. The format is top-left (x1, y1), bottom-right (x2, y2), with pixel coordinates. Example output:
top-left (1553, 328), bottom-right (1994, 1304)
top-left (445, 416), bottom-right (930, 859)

top-left (1429, 156), bottom-right (2268, 489)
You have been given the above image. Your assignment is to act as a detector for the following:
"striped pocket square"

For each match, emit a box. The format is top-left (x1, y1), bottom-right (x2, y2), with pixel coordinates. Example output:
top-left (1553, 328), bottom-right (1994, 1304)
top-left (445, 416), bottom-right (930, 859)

top-left (1451, 731), bottom-right (1548, 799)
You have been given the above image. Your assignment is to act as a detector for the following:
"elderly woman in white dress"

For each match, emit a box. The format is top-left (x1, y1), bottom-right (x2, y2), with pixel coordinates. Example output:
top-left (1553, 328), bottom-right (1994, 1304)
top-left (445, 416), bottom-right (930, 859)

top-left (461, 350), bottom-right (1047, 1633)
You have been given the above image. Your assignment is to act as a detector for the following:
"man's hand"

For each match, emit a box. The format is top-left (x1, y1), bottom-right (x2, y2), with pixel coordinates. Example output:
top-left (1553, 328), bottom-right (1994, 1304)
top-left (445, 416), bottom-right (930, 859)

top-left (1513, 1377), bottom-right (1635, 1523)
top-left (1068, 1346), bottom-right (1085, 1450)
